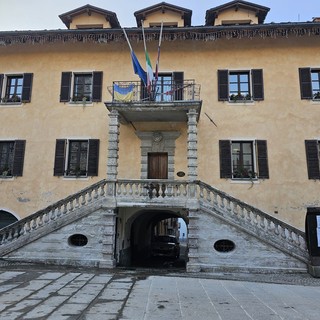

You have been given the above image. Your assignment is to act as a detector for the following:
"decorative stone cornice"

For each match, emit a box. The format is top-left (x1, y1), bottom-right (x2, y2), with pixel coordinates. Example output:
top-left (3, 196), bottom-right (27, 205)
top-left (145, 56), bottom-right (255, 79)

top-left (0, 22), bottom-right (319, 46)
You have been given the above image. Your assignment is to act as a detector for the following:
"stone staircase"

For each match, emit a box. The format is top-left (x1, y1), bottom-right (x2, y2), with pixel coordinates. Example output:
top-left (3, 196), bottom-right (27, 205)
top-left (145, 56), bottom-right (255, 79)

top-left (0, 179), bottom-right (309, 270)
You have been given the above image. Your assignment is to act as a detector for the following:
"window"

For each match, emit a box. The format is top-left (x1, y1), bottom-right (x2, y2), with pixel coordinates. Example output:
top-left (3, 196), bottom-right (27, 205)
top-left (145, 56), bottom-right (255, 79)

top-left (60, 71), bottom-right (103, 103)
top-left (0, 140), bottom-right (26, 177)
top-left (231, 141), bottom-right (255, 178)
top-left (305, 140), bottom-right (320, 179)
top-left (299, 68), bottom-right (320, 100)
top-left (53, 139), bottom-right (99, 177)
top-left (141, 72), bottom-right (184, 101)
top-left (219, 140), bottom-right (269, 180)
top-left (0, 73), bottom-right (33, 103)
top-left (218, 69), bottom-right (264, 102)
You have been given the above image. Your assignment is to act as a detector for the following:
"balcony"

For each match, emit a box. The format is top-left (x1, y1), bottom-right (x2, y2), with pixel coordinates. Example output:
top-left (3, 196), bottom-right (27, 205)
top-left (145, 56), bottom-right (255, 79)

top-left (105, 80), bottom-right (202, 123)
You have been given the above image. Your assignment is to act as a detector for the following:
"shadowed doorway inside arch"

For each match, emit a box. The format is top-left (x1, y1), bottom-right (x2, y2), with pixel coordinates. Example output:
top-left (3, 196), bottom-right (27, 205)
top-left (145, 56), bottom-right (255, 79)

top-left (117, 209), bottom-right (188, 270)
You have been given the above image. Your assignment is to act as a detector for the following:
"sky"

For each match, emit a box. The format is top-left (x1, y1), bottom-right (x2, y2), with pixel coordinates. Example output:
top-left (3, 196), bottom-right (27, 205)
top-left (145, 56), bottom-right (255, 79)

top-left (0, 0), bottom-right (320, 31)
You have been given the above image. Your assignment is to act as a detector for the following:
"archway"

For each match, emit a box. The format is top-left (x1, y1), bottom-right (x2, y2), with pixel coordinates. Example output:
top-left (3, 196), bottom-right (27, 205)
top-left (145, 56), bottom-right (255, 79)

top-left (123, 209), bottom-right (188, 268)
top-left (0, 210), bottom-right (18, 229)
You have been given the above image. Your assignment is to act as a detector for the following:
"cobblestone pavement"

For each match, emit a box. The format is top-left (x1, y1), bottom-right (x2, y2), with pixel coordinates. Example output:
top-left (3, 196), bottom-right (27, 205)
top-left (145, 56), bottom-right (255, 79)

top-left (0, 265), bottom-right (320, 319)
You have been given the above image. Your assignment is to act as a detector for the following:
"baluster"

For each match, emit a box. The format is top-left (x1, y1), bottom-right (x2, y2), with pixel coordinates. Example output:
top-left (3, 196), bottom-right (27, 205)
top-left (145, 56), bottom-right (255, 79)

top-left (62, 203), bottom-right (68, 215)
top-left (176, 184), bottom-right (181, 197)
top-left (128, 182), bottom-right (133, 196)
top-left (213, 193), bottom-right (218, 207)
top-left (252, 211), bottom-right (258, 226)
top-left (81, 193), bottom-right (86, 206)
top-left (117, 183), bottom-right (122, 196)
top-left (75, 196), bottom-right (80, 209)
top-left (25, 220), bottom-right (31, 233)
top-left (246, 208), bottom-right (252, 223)
top-left (205, 189), bottom-right (210, 204)
top-left (69, 199), bottom-right (74, 212)
top-left (239, 205), bottom-right (245, 219)
top-left (259, 215), bottom-right (266, 229)
top-left (31, 218), bottom-right (38, 229)
top-left (123, 183), bottom-right (128, 196)
top-left (280, 226), bottom-right (286, 239)
top-left (274, 223), bottom-right (280, 235)
top-left (219, 196), bottom-right (225, 209)
top-left (94, 187), bottom-right (99, 199)
top-left (0, 234), bottom-right (4, 245)
top-left (232, 202), bottom-right (238, 216)
top-left (199, 186), bottom-right (204, 199)
top-left (19, 223), bottom-right (25, 236)
top-left (165, 184), bottom-right (171, 197)
top-left (99, 184), bottom-right (105, 197)
top-left (7, 230), bottom-right (13, 243)
top-left (88, 189), bottom-right (93, 202)
top-left (13, 227), bottom-right (19, 239)
top-left (57, 204), bottom-right (63, 217)
top-left (50, 208), bottom-right (57, 221)
top-left (226, 199), bottom-right (231, 212)
top-left (134, 182), bottom-right (140, 197)
top-left (37, 215), bottom-right (43, 227)
top-left (287, 229), bottom-right (293, 242)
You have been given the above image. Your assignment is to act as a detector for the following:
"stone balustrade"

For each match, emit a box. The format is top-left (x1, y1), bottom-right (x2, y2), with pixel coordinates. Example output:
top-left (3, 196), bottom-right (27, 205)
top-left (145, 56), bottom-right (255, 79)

top-left (0, 179), bottom-right (308, 263)
top-left (197, 181), bottom-right (308, 261)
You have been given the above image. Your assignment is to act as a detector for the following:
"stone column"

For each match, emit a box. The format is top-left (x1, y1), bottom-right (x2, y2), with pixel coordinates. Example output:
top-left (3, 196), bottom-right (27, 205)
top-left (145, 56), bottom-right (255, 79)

top-left (107, 110), bottom-right (120, 180)
top-left (186, 207), bottom-right (201, 272)
top-left (99, 208), bottom-right (117, 268)
top-left (187, 109), bottom-right (198, 181)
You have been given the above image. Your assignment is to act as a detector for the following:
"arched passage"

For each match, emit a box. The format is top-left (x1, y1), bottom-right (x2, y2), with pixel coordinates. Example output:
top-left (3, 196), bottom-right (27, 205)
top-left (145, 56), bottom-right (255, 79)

top-left (116, 208), bottom-right (188, 269)
top-left (0, 210), bottom-right (18, 229)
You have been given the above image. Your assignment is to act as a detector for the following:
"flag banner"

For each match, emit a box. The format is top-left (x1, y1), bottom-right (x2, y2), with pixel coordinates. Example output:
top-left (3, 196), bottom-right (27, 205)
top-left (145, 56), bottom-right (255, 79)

top-left (131, 51), bottom-right (147, 85)
top-left (113, 83), bottom-right (134, 101)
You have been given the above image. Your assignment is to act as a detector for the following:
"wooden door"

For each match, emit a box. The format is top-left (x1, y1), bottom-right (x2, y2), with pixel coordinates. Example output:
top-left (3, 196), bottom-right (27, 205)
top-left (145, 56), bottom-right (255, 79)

top-left (148, 153), bottom-right (168, 179)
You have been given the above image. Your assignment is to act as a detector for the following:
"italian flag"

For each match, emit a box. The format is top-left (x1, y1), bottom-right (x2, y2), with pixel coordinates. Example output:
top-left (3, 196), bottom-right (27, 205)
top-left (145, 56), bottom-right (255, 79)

top-left (145, 49), bottom-right (154, 93)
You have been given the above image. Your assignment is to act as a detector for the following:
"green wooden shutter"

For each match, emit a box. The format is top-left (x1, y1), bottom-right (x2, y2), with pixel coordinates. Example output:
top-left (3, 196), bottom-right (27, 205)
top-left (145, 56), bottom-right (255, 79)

top-left (87, 139), bottom-right (100, 176)
top-left (54, 139), bottom-right (66, 176)
top-left (60, 72), bottom-right (72, 102)
top-left (219, 140), bottom-right (232, 178)
top-left (12, 140), bottom-right (26, 176)
top-left (252, 69), bottom-right (264, 101)
top-left (0, 74), bottom-right (3, 101)
top-left (21, 73), bottom-right (33, 103)
top-left (218, 70), bottom-right (229, 101)
top-left (173, 72), bottom-right (184, 101)
top-left (92, 71), bottom-right (103, 102)
top-left (299, 68), bottom-right (312, 99)
top-left (305, 140), bottom-right (320, 179)
top-left (257, 140), bottom-right (269, 179)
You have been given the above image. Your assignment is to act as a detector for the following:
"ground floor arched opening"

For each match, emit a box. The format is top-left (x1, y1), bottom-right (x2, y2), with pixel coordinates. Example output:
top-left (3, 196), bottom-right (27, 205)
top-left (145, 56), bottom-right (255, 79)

top-left (0, 210), bottom-right (18, 229)
top-left (115, 208), bottom-right (188, 269)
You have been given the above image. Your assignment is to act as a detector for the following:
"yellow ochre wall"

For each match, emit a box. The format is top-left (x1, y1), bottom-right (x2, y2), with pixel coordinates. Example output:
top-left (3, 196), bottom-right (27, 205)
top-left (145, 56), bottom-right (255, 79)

top-left (69, 12), bottom-right (111, 29)
top-left (213, 7), bottom-right (259, 25)
top-left (0, 31), bottom-right (319, 230)
top-left (142, 11), bottom-right (185, 27)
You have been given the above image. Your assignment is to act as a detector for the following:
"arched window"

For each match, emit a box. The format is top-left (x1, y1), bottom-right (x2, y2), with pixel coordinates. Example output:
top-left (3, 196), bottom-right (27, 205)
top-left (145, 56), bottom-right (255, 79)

top-left (0, 210), bottom-right (18, 229)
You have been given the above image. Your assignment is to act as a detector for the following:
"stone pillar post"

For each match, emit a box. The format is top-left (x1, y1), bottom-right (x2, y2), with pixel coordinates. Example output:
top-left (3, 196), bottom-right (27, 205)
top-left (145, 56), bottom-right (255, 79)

top-left (186, 207), bottom-right (201, 272)
top-left (187, 109), bottom-right (198, 181)
top-left (100, 208), bottom-right (117, 268)
top-left (107, 110), bottom-right (120, 180)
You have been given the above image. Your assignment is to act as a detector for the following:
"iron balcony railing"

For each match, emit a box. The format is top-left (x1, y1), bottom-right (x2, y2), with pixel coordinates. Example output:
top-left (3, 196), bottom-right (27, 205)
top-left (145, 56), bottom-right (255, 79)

top-left (108, 80), bottom-right (201, 103)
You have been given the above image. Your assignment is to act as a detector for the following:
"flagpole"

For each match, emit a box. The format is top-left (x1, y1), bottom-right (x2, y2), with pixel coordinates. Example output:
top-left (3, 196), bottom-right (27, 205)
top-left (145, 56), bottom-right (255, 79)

top-left (122, 28), bottom-right (133, 52)
top-left (154, 21), bottom-right (163, 99)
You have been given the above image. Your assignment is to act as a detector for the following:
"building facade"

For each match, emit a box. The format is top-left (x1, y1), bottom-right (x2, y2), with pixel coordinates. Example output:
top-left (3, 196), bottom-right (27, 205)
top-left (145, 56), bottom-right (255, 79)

top-left (0, 1), bottom-right (319, 274)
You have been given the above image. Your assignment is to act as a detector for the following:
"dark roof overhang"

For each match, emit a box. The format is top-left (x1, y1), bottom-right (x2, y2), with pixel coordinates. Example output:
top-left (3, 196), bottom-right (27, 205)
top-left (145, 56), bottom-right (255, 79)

top-left (59, 4), bottom-right (120, 29)
top-left (205, 0), bottom-right (270, 26)
top-left (134, 2), bottom-right (192, 27)
top-left (0, 22), bottom-right (319, 46)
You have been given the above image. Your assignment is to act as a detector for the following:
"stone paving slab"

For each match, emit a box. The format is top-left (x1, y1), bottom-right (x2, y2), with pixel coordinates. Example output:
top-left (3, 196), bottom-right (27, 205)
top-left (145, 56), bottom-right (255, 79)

top-left (0, 265), bottom-right (319, 319)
